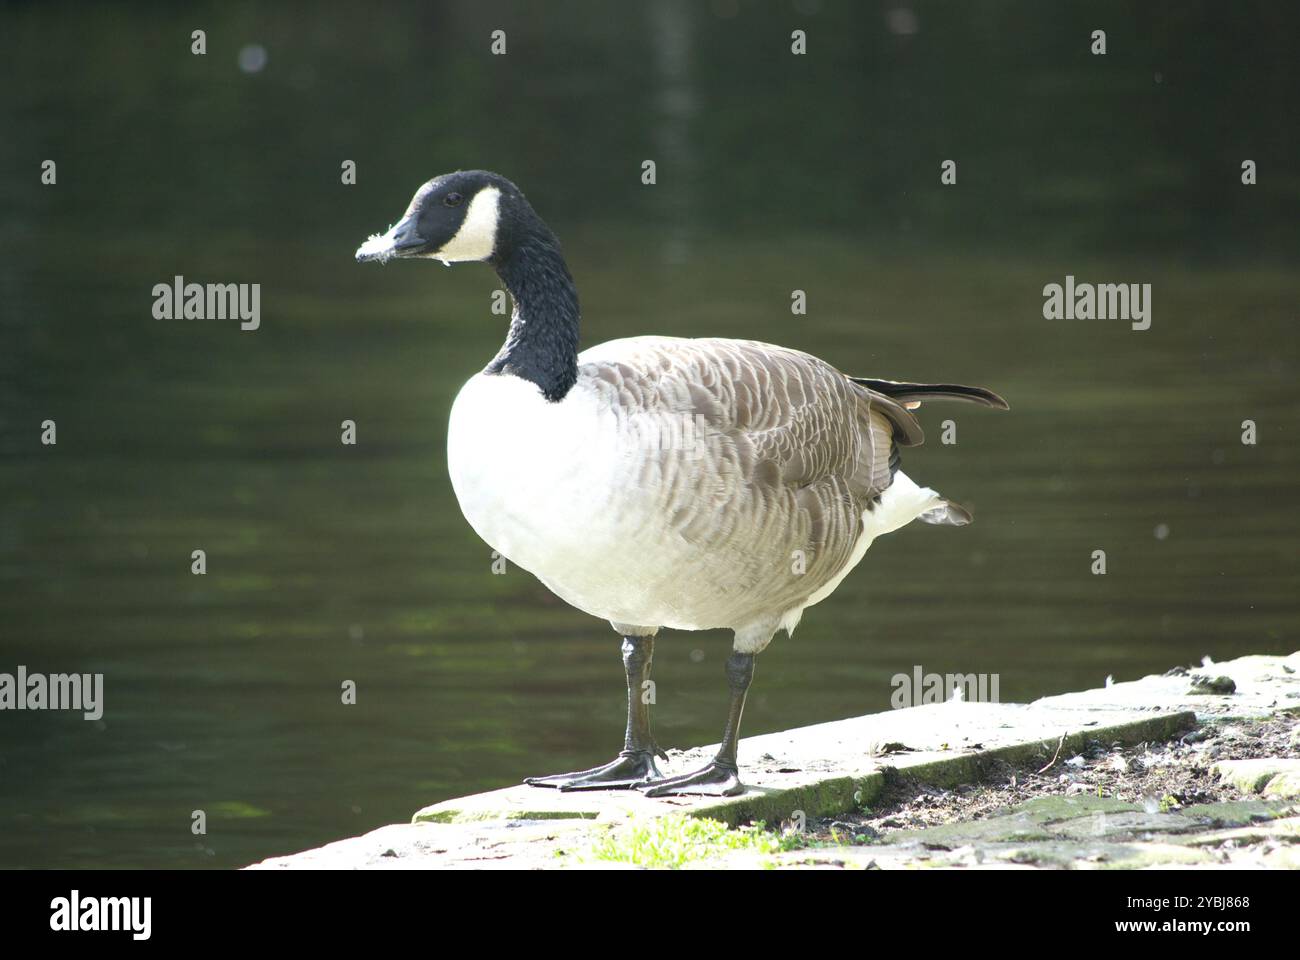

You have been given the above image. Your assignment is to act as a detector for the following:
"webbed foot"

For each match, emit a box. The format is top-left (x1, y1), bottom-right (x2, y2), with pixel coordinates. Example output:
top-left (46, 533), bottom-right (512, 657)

top-left (524, 748), bottom-right (664, 791)
top-left (638, 759), bottom-right (744, 797)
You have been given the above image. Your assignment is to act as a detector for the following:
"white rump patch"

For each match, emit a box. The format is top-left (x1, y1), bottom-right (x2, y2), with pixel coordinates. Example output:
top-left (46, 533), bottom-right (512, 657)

top-left (801, 470), bottom-right (944, 610)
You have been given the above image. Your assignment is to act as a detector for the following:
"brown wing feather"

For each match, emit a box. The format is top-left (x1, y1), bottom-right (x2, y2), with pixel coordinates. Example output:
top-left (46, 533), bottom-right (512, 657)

top-left (578, 337), bottom-right (912, 620)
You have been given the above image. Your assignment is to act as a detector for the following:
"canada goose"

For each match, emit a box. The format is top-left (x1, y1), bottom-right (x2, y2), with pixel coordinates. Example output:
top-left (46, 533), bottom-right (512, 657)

top-left (356, 170), bottom-right (1007, 797)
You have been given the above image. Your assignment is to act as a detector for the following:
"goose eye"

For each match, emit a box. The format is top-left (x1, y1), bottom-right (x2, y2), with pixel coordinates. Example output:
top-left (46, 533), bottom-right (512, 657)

top-left (444, 192), bottom-right (464, 207)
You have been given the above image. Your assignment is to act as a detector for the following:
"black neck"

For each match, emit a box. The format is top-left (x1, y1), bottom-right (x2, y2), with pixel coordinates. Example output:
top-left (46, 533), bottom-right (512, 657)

top-left (485, 228), bottom-right (580, 402)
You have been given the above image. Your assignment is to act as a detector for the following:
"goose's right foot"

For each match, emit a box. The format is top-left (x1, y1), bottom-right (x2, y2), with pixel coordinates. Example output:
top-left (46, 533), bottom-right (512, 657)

top-left (524, 633), bottom-right (665, 791)
top-left (524, 749), bottom-right (664, 791)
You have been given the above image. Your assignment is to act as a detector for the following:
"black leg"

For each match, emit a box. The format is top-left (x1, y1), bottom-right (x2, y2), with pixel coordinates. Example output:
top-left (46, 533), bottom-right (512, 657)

top-left (524, 635), bottom-right (667, 790)
top-left (640, 651), bottom-right (754, 798)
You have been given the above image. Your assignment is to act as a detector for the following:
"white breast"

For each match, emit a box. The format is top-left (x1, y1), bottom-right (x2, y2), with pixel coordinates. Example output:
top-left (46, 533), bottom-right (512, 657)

top-left (447, 372), bottom-right (659, 622)
top-left (447, 372), bottom-right (599, 566)
top-left (447, 369), bottom-right (741, 630)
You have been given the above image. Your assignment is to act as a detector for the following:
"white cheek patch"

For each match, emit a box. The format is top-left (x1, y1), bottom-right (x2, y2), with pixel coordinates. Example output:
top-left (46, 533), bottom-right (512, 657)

top-left (433, 186), bottom-right (501, 263)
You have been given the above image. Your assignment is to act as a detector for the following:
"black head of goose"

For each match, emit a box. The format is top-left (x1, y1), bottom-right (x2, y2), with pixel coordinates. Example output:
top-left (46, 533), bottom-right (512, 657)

top-left (357, 170), bottom-right (1008, 798)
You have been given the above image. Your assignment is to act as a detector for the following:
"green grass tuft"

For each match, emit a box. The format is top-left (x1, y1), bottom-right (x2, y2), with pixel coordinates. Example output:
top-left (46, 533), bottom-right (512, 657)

top-left (583, 816), bottom-right (804, 869)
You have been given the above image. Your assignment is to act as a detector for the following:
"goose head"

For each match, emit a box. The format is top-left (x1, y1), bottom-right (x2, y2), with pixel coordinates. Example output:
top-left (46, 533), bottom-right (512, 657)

top-left (355, 170), bottom-right (526, 266)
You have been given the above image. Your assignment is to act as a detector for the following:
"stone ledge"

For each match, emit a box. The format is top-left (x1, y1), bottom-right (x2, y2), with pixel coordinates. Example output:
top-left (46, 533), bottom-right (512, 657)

top-left (247, 650), bottom-right (1297, 869)
top-left (406, 706), bottom-right (1194, 828)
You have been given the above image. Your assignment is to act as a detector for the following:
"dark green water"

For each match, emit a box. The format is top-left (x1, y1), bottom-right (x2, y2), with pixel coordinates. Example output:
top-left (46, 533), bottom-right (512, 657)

top-left (1, 2), bottom-right (1296, 868)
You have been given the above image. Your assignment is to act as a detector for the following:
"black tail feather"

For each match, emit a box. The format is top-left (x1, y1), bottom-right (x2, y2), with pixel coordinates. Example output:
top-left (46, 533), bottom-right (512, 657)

top-left (850, 378), bottom-right (1009, 410)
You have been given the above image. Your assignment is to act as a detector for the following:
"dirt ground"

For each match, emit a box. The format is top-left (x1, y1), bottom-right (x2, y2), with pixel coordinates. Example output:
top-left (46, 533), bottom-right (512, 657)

top-left (808, 712), bottom-right (1300, 843)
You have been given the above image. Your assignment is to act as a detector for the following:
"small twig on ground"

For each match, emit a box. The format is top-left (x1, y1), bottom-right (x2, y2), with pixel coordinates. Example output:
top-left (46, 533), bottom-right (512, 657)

top-left (1036, 733), bottom-right (1067, 774)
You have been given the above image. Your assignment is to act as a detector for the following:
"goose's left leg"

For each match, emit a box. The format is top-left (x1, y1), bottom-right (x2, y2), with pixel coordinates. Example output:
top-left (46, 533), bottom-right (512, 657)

top-left (640, 650), bottom-right (754, 798)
